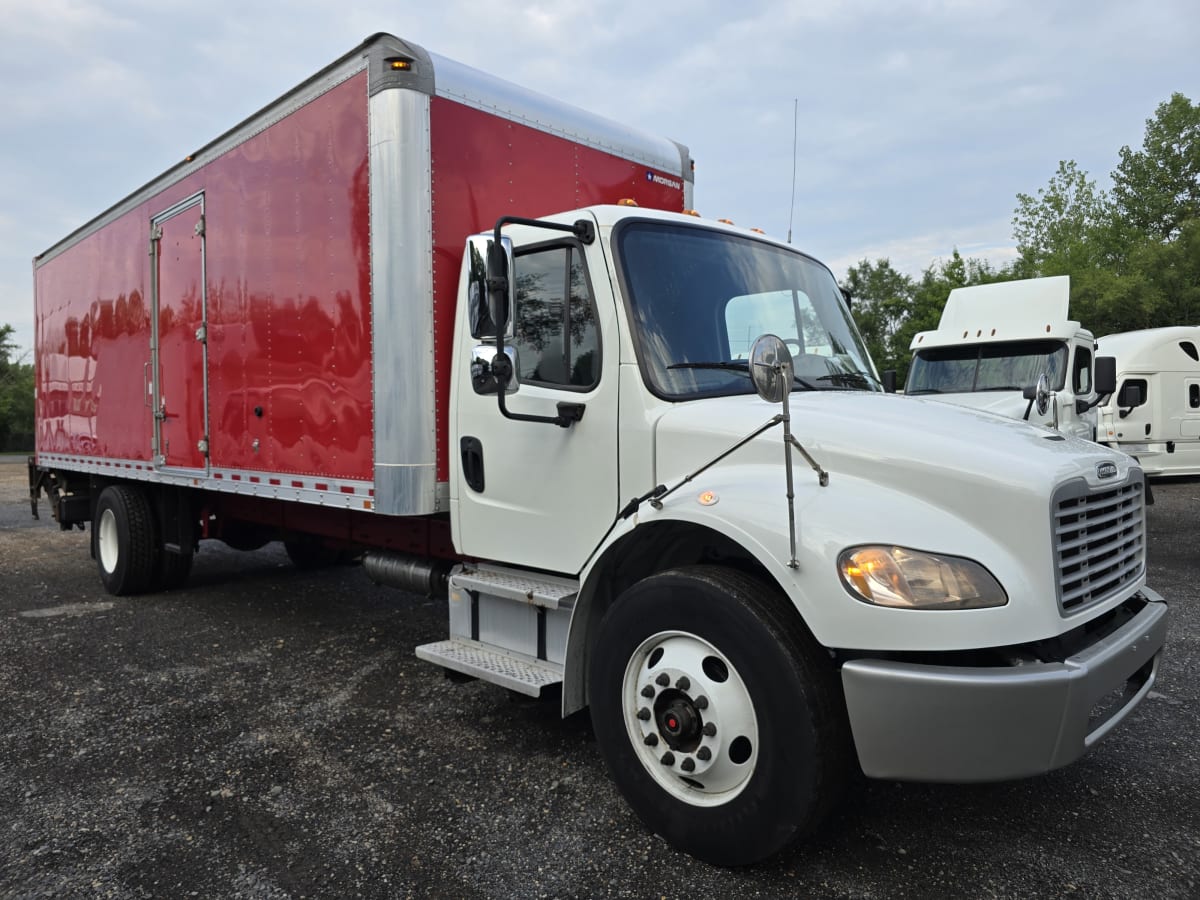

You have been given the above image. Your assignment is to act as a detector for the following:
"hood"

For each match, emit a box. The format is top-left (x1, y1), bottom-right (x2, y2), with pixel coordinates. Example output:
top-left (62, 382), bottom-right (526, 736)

top-left (920, 390), bottom-right (1038, 421)
top-left (653, 391), bottom-right (1130, 507)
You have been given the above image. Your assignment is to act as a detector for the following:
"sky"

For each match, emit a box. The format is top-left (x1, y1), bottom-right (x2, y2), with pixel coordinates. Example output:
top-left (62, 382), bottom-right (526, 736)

top-left (1, 0), bottom-right (1197, 357)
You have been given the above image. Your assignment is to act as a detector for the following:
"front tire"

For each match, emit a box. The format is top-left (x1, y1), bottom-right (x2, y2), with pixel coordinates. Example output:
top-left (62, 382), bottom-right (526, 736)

top-left (93, 485), bottom-right (158, 596)
top-left (588, 566), bottom-right (848, 866)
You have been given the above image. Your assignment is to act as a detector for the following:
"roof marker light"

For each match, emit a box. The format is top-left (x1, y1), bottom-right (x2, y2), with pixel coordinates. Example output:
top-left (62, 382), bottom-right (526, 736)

top-left (618, 198), bottom-right (639, 207)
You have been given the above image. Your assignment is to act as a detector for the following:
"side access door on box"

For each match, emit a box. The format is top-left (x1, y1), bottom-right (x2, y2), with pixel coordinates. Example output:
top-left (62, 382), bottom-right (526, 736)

top-left (150, 193), bottom-right (210, 473)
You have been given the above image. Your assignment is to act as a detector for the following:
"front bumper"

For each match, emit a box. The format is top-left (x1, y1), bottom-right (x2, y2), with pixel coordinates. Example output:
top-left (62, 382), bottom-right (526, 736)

top-left (841, 589), bottom-right (1168, 782)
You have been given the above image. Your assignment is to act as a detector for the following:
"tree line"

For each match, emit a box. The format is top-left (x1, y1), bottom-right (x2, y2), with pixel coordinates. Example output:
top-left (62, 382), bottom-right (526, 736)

top-left (0, 324), bottom-right (34, 452)
top-left (847, 92), bottom-right (1200, 383)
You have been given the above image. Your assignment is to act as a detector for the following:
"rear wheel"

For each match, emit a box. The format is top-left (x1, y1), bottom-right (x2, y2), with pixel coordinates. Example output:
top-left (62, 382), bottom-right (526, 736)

top-left (154, 544), bottom-right (194, 590)
top-left (93, 485), bottom-right (158, 596)
top-left (588, 566), bottom-right (848, 866)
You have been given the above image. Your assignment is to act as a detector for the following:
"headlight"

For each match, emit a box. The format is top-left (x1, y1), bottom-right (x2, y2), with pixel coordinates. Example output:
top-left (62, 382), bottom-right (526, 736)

top-left (838, 546), bottom-right (1007, 610)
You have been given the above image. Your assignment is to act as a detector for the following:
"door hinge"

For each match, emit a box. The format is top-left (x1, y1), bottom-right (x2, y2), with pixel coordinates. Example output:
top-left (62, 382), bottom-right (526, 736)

top-left (197, 438), bottom-right (209, 456)
top-left (195, 324), bottom-right (207, 343)
top-left (194, 215), bottom-right (206, 237)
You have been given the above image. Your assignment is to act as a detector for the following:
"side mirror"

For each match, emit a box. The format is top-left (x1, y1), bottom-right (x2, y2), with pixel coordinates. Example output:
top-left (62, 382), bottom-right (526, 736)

top-left (1117, 382), bottom-right (1144, 409)
top-left (1094, 356), bottom-right (1117, 396)
top-left (840, 286), bottom-right (852, 309)
top-left (749, 334), bottom-right (794, 403)
top-left (486, 235), bottom-right (515, 339)
top-left (465, 234), bottom-right (514, 339)
top-left (882, 370), bottom-right (897, 393)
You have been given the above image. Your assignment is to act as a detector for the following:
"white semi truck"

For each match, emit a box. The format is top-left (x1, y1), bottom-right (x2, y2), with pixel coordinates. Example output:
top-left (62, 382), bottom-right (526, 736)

top-left (1098, 326), bottom-right (1200, 476)
top-left (29, 35), bottom-right (1168, 866)
top-left (906, 276), bottom-right (1115, 439)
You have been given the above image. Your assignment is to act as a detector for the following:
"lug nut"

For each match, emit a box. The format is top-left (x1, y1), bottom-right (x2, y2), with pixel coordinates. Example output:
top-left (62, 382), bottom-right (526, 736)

top-left (697, 746), bottom-right (712, 761)
top-left (644, 733), bottom-right (659, 747)
top-left (661, 752), bottom-right (675, 766)
top-left (676, 676), bottom-right (690, 691)
top-left (703, 722), bottom-right (717, 737)
top-left (641, 685), bottom-right (655, 698)
top-left (637, 707), bottom-right (651, 721)
top-left (694, 695), bottom-right (708, 710)
top-left (655, 673), bottom-right (670, 687)
top-left (681, 757), bottom-right (696, 773)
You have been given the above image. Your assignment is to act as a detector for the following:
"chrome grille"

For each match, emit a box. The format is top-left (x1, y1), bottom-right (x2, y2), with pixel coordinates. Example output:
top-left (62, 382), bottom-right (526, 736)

top-left (1053, 473), bottom-right (1145, 615)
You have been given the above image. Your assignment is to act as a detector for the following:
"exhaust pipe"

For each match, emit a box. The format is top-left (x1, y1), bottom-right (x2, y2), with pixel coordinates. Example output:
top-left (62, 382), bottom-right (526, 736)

top-left (363, 551), bottom-right (453, 598)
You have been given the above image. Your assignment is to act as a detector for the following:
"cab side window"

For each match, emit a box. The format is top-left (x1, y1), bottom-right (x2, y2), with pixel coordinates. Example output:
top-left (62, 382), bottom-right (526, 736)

top-left (512, 245), bottom-right (599, 388)
top-left (1073, 347), bottom-right (1092, 394)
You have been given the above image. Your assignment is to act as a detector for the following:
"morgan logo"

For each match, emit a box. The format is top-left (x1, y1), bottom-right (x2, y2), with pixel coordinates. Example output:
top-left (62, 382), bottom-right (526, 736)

top-left (1096, 461), bottom-right (1118, 479)
top-left (646, 170), bottom-right (682, 191)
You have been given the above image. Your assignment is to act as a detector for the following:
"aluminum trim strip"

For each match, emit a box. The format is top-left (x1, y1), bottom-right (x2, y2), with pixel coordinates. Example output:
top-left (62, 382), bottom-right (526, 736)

top-left (32, 452), bottom-right (412, 511)
top-left (369, 88), bottom-right (439, 515)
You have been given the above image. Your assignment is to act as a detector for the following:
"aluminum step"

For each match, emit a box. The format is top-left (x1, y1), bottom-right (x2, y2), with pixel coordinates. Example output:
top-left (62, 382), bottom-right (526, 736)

top-left (451, 564), bottom-right (579, 610)
top-left (415, 639), bottom-right (563, 697)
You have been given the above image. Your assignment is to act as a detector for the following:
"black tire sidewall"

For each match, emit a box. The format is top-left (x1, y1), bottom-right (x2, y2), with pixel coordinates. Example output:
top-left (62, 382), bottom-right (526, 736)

top-left (94, 485), bottom-right (156, 595)
top-left (589, 568), bottom-right (832, 866)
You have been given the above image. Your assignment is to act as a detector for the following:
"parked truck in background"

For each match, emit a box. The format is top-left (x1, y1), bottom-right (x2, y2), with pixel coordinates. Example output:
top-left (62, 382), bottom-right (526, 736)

top-left (906, 276), bottom-right (1115, 439)
top-left (28, 34), bottom-right (1168, 865)
top-left (1097, 326), bottom-right (1200, 476)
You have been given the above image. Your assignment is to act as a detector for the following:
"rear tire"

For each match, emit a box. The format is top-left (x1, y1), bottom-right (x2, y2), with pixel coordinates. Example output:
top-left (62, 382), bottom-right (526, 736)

top-left (93, 485), bottom-right (158, 596)
top-left (588, 565), bottom-right (849, 866)
top-left (154, 544), bottom-right (194, 590)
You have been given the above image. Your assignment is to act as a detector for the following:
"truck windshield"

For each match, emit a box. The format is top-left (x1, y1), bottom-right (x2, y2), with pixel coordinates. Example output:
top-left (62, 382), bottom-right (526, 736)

top-left (907, 340), bottom-right (1068, 394)
top-left (616, 221), bottom-right (879, 400)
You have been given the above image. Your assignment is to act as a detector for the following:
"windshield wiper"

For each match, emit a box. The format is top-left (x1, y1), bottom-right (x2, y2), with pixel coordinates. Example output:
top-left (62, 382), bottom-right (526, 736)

top-left (668, 360), bottom-right (819, 391)
top-left (906, 388), bottom-right (944, 395)
top-left (814, 371), bottom-right (880, 390)
top-left (667, 360), bottom-right (750, 373)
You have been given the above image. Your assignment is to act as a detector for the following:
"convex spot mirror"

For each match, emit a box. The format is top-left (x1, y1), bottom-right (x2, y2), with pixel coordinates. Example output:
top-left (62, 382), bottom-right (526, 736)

top-left (749, 334), bottom-right (794, 404)
top-left (1022, 373), bottom-right (1052, 416)
top-left (465, 234), bottom-right (515, 340)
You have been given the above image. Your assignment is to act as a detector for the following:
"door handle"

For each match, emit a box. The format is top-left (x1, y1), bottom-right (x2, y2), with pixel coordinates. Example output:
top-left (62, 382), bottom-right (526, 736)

top-left (460, 437), bottom-right (485, 493)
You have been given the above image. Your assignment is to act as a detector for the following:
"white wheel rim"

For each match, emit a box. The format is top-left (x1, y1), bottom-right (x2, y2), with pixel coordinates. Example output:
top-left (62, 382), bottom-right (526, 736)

top-left (97, 508), bottom-right (119, 575)
top-left (621, 630), bottom-right (759, 807)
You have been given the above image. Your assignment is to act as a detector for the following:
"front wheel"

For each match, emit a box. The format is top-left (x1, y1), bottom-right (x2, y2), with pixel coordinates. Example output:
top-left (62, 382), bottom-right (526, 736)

top-left (588, 566), bottom-right (849, 866)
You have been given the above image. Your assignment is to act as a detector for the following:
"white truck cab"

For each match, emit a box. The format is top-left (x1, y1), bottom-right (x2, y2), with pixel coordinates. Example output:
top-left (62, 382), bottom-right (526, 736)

top-left (906, 276), bottom-right (1114, 439)
top-left (436, 211), bottom-right (1166, 864)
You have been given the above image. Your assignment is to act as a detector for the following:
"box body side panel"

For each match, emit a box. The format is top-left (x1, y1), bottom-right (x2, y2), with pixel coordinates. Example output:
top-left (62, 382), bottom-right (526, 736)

top-left (35, 72), bottom-right (376, 487)
top-left (426, 96), bottom-right (687, 483)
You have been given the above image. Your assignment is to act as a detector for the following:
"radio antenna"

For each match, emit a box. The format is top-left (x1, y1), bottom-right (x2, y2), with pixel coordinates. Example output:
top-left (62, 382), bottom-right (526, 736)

top-left (787, 98), bottom-right (798, 244)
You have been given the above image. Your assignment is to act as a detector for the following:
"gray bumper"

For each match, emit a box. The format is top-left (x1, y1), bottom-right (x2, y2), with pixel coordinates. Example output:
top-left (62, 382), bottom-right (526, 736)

top-left (841, 590), bottom-right (1169, 782)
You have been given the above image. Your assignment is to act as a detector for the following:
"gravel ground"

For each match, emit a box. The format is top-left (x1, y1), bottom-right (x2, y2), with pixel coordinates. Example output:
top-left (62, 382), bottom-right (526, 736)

top-left (1, 456), bottom-right (1197, 898)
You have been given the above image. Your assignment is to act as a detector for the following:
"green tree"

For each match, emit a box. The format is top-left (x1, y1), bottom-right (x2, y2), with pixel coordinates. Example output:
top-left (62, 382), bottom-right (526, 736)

top-left (1012, 160), bottom-right (1111, 275)
top-left (1111, 92), bottom-right (1200, 242)
top-left (1009, 93), bottom-right (1200, 337)
top-left (844, 258), bottom-right (914, 373)
top-left (0, 324), bottom-right (35, 452)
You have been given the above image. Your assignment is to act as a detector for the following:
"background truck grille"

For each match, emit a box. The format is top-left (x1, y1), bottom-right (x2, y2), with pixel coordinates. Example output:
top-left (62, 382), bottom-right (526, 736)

top-left (1053, 473), bottom-right (1145, 615)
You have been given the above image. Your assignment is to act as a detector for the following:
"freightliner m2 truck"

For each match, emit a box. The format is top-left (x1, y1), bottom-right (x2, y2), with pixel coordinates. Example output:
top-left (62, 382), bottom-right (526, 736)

top-left (29, 34), bottom-right (1168, 865)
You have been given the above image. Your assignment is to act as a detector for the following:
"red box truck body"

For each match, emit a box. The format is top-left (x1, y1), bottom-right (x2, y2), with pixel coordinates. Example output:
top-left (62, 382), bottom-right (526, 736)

top-left (33, 33), bottom-right (689, 541)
